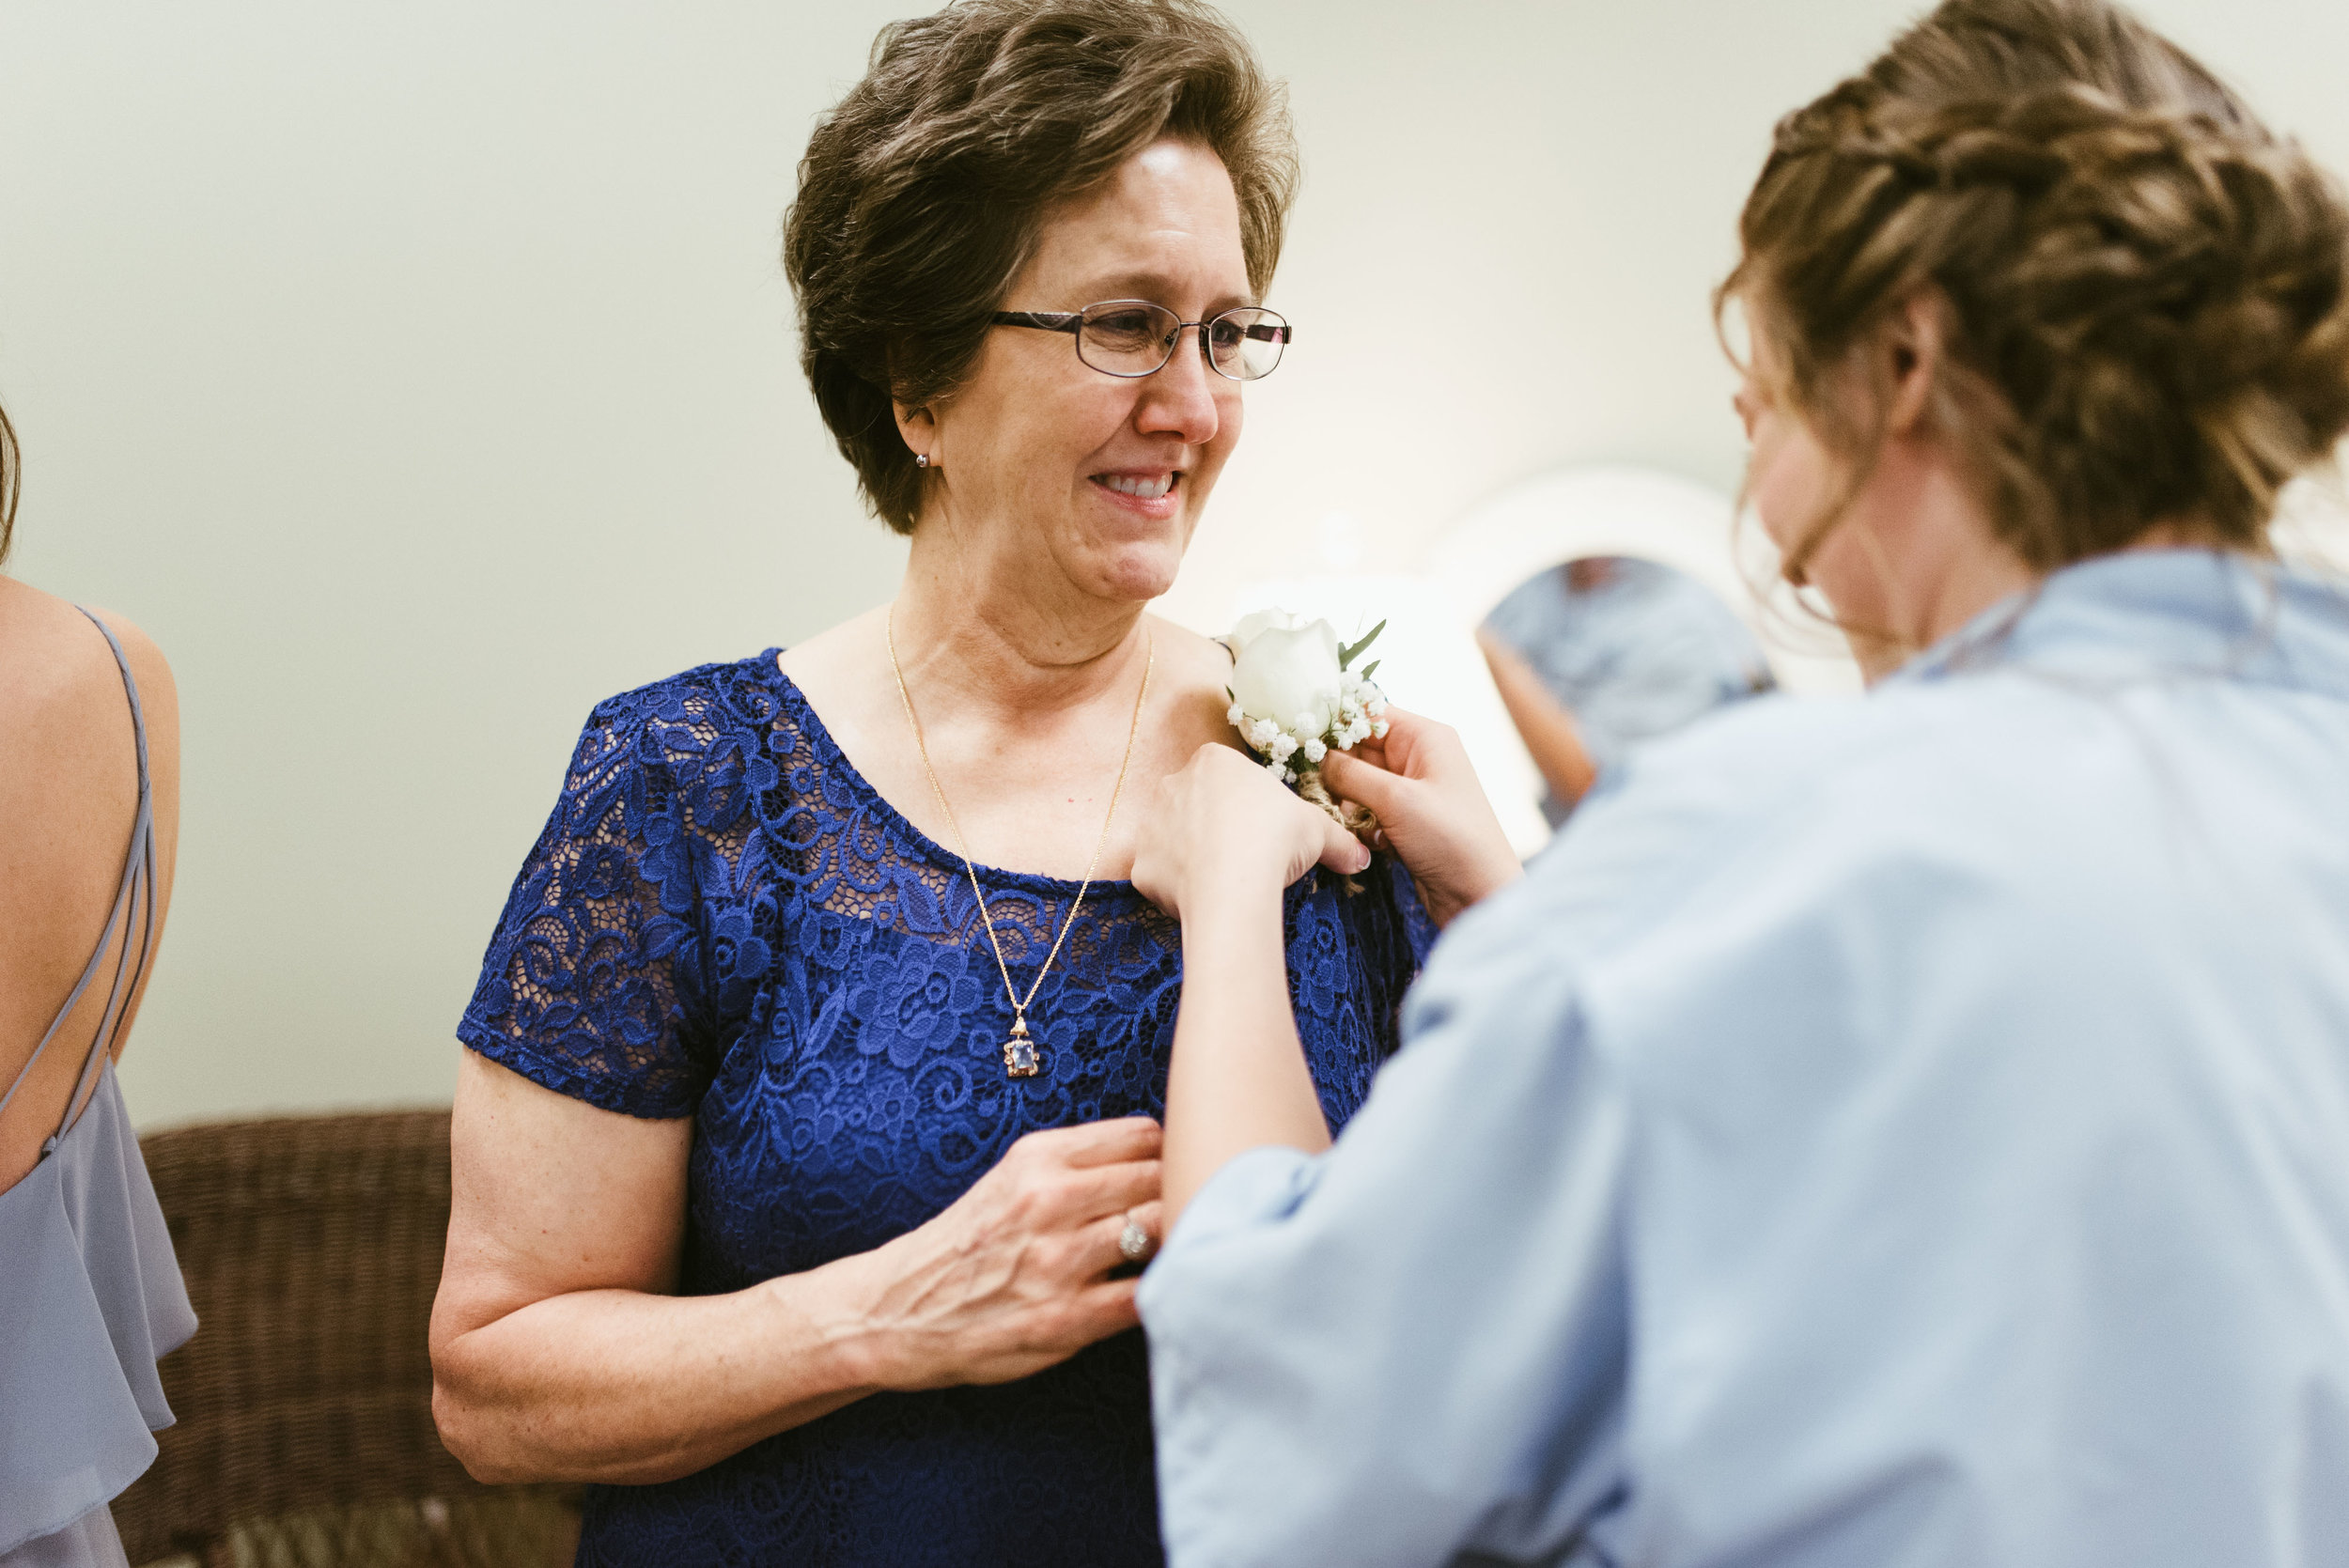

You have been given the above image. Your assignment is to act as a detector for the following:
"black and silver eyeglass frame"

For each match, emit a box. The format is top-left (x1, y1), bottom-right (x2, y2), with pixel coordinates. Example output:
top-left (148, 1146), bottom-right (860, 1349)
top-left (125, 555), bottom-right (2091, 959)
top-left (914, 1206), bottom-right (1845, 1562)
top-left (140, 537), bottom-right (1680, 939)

top-left (990, 299), bottom-right (1293, 381)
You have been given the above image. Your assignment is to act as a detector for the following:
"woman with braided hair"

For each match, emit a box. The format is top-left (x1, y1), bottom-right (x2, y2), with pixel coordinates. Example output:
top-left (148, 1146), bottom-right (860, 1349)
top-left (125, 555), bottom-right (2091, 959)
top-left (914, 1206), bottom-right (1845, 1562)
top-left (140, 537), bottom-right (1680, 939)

top-left (1123, 0), bottom-right (2349, 1562)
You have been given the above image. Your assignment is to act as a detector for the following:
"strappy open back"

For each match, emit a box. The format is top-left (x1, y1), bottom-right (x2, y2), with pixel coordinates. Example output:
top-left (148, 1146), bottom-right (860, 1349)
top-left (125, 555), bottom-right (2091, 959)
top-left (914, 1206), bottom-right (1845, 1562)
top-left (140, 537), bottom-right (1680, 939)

top-left (3, 610), bottom-right (161, 1154)
top-left (0, 609), bottom-right (195, 1563)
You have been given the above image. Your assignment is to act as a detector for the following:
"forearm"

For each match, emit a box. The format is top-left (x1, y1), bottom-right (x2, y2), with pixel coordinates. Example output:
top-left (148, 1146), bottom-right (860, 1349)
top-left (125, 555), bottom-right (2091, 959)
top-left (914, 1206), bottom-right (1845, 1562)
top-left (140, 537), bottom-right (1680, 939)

top-left (1480, 635), bottom-right (1597, 804)
top-left (1163, 881), bottom-right (1331, 1227)
top-left (432, 1252), bottom-right (885, 1485)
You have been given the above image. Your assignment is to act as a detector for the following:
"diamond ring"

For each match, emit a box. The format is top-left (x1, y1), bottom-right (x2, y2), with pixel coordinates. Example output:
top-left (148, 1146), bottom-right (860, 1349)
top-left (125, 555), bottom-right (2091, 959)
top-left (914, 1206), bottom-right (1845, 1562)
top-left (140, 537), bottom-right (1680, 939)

top-left (1117, 1215), bottom-right (1154, 1263)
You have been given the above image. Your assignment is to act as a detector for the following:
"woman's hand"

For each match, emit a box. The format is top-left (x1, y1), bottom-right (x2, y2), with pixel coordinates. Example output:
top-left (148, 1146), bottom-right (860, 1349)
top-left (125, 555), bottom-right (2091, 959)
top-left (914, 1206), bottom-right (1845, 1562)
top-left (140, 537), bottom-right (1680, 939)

top-left (848, 1117), bottom-right (1165, 1389)
top-left (1130, 742), bottom-right (1369, 923)
top-left (1316, 706), bottom-right (1522, 927)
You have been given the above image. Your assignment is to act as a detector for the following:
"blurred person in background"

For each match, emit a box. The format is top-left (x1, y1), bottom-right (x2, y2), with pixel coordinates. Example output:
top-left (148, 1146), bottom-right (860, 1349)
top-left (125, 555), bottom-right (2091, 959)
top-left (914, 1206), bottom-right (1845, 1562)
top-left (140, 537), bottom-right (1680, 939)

top-left (1127, 0), bottom-right (2349, 1562)
top-left (1480, 554), bottom-right (1775, 824)
top-left (0, 396), bottom-right (193, 1566)
top-left (427, 3), bottom-right (1423, 1564)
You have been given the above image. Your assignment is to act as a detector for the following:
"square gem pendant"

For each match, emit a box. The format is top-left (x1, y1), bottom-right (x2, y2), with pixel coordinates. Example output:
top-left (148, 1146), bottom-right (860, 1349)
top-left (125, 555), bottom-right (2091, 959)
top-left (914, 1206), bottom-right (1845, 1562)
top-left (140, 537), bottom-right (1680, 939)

top-left (1003, 1018), bottom-right (1040, 1078)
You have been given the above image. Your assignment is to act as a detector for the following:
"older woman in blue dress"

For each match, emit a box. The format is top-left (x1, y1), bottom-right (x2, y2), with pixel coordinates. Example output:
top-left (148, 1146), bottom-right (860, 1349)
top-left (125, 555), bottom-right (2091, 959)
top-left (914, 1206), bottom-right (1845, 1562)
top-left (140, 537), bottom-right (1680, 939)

top-left (1132, 1), bottom-right (2349, 1563)
top-left (427, 2), bottom-right (1420, 1564)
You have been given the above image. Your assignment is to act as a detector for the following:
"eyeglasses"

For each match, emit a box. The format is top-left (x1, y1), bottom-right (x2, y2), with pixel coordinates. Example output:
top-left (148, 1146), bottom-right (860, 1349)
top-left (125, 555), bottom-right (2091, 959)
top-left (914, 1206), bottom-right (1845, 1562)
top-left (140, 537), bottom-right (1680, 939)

top-left (990, 300), bottom-right (1292, 381)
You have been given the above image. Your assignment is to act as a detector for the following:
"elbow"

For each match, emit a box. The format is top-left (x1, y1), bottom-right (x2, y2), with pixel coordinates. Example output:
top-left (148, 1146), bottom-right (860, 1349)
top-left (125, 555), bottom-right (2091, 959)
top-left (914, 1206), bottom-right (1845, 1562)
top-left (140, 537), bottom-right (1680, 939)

top-left (429, 1346), bottom-right (695, 1489)
top-left (429, 1351), bottom-right (533, 1486)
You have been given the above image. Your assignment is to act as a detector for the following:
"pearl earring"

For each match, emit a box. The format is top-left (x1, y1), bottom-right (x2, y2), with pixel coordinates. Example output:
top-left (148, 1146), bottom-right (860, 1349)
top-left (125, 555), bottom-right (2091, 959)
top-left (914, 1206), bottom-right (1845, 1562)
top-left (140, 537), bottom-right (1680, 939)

top-left (915, 453), bottom-right (932, 470)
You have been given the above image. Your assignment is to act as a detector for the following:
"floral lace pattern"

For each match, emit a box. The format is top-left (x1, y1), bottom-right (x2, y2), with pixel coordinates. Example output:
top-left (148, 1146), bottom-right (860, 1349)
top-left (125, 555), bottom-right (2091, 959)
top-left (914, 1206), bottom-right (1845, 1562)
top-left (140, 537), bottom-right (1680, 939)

top-left (459, 652), bottom-right (1435, 1567)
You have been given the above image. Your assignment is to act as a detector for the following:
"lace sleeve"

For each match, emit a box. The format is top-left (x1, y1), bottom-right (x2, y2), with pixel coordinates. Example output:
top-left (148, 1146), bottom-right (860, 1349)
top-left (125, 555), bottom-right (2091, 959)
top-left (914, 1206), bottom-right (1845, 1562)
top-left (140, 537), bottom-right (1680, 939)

top-left (1284, 855), bottom-right (1441, 1130)
top-left (457, 689), bottom-right (732, 1119)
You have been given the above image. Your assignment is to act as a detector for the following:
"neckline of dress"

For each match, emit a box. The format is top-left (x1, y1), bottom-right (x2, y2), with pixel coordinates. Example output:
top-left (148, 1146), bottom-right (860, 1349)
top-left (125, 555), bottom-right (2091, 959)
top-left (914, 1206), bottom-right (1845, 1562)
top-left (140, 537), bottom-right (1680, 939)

top-left (759, 648), bottom-right (1146, 902)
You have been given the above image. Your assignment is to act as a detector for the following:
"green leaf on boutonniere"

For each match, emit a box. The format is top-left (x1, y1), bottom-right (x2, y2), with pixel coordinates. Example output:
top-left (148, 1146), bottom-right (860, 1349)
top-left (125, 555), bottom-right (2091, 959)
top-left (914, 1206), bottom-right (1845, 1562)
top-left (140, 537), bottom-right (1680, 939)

top-left (1358, 660), bottom-right (1379, 681)
top-left (1338, 620), bottom-right (1386, 672)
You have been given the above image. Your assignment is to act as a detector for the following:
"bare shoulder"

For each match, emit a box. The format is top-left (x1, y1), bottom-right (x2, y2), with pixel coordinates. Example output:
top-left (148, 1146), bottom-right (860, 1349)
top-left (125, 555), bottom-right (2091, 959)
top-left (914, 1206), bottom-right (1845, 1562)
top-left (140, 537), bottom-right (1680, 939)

top-left (1142, 613), bottom-right (1236, 680)
top-left (1142, 613), bottom-right (1242, 747)
top-left (74, 600), bottom-right (178, 713)
top-left (39, 596), bottom-right (179, 872)
top-left (0, 581), bottom-right (173, 778)
top-left (73, 601), bottom-right (179, 772)
top-left (775, 604), bottom-right (886, 691)
top-left (773, 605), bottom-right (896, 761)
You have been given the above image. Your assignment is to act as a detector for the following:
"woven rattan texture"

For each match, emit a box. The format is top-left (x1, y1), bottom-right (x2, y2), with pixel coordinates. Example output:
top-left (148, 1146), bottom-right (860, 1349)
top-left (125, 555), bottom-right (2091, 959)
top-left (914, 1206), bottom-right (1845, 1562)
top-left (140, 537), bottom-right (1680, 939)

top-left (112, 1110), bottom-right (578, 1568)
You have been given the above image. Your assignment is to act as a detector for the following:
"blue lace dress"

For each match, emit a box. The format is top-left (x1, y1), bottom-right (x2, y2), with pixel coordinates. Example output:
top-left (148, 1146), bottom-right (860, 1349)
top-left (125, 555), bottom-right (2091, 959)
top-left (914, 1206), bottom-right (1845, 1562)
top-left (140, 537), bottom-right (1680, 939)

top-left (458, 651), bottom-right (1435, 1568)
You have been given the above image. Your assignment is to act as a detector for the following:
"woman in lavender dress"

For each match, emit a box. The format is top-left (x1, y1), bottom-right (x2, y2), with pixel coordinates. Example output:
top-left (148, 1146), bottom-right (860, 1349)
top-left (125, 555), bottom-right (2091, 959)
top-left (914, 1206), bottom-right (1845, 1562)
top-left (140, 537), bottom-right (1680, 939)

top-left (0, 396), bottom-right (194, 1568)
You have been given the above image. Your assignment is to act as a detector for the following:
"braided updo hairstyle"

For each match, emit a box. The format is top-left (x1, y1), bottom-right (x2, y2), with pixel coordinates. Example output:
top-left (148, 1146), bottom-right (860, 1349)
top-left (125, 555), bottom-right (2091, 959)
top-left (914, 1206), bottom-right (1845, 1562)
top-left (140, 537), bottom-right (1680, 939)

top-left (1724, 0), bottom-right (2349, 571)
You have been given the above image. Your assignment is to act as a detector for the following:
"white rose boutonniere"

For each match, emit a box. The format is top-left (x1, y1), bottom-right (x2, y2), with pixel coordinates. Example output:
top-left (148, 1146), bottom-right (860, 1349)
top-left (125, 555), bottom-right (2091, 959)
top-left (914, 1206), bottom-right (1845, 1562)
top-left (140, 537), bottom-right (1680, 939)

top-left (1221, 609), bottom-right (1390, 837)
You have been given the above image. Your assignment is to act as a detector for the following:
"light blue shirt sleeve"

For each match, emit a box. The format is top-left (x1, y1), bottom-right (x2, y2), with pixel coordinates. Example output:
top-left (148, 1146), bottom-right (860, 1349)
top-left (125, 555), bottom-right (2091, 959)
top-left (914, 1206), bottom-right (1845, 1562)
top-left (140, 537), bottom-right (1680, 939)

top-left (1140, 891), bottom-right (1639, 1568)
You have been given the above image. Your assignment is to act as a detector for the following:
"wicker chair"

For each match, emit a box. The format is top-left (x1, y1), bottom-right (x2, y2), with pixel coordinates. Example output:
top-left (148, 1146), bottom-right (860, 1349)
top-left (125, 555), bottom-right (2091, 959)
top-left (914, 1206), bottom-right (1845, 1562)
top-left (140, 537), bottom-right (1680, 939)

top-left (112, 1110), bottom-right (580, 1568)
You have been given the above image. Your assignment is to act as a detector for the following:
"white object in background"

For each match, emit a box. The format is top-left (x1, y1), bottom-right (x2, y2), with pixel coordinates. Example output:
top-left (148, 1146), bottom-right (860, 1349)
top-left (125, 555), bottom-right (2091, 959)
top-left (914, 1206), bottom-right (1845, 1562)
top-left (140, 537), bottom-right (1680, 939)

top-left (1422, 465), bottom-right (1864, 857)
top-left (1315, 510), bottom-right (1369, 572)
top-left (2274, 470), bottom-right (2349, 576)
top-left (1430, 464), bottom-right (1862, 698)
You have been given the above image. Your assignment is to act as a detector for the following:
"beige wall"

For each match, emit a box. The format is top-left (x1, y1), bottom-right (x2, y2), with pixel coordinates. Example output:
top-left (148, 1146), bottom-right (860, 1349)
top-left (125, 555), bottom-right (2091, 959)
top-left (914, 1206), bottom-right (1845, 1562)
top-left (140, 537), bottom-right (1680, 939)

top-left (4, 1), bottom-right (2345, 1127)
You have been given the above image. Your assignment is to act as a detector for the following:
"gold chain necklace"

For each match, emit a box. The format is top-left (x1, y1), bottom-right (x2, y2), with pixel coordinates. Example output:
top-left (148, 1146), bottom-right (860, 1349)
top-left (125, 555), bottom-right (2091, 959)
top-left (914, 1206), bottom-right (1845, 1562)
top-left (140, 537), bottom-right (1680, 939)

top-left (885, 610), bottom-right (1154, 1079)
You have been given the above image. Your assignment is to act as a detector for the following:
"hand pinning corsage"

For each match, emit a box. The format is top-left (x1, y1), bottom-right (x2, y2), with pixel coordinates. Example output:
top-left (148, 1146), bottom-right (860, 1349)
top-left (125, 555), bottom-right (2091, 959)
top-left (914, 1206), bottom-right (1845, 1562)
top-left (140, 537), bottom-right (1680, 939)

top-left (1220, 609), bottom-right (1391, 846)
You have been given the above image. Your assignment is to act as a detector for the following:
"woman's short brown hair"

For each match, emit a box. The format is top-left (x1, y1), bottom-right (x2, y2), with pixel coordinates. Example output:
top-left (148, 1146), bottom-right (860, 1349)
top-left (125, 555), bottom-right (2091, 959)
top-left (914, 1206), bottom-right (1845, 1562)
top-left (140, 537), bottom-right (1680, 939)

top-left (1723, 0), bottom-right (2349, 573)
top-left (785, 0), bottom-right (1296, 535)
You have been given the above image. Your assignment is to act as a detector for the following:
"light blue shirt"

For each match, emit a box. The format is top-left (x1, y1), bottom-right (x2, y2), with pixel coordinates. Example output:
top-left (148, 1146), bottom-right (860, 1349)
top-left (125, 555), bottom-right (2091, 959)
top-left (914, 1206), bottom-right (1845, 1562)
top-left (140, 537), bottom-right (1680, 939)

top-left (1140, 551), bottom-right (2349, 1567)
